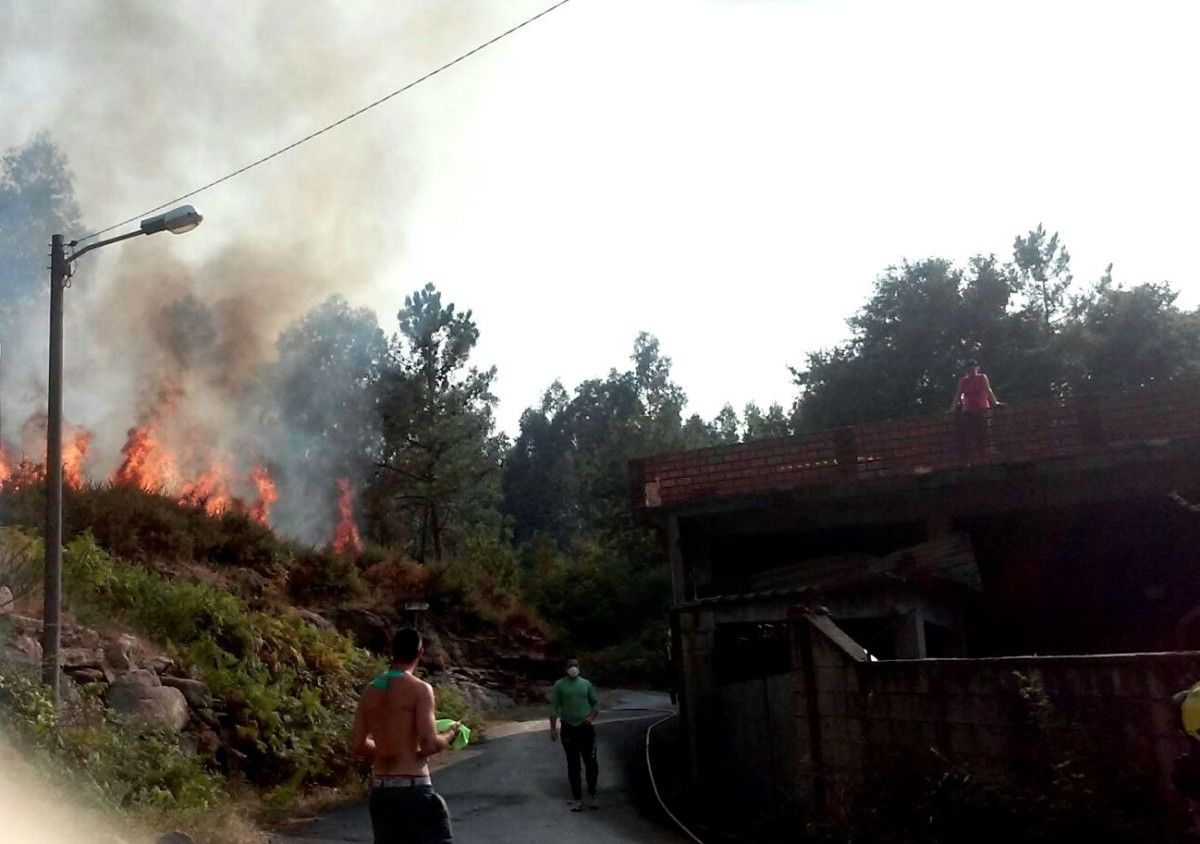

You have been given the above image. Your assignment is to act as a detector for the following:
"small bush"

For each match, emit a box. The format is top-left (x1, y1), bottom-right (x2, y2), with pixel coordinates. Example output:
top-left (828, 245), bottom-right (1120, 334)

top-left (576, 626), bottom-right (669, 687)
top-left (0, 528), bottom-right (41, 611)
top-left (523, 533), bottom-right (669, 650)
top-left (0, 664), bottom-right (224, 817)
top-left (61, 534), bottom-right (380, 787)
top-left (288, 547), bottom-right (368, 606)
top-left (1, 484), bottom-right (294, 574)
top-left (362, 553), bottom-right (432, 603)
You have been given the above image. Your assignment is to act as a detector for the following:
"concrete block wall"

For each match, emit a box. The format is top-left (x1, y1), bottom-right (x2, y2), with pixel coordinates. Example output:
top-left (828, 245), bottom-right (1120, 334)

top-left (806, 616), bottom-right (1196, 802)
top-left (679, 605), bottom-right (1200, 829)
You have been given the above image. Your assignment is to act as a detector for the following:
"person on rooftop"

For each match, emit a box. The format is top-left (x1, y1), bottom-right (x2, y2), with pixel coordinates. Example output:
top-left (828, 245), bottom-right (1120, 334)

top-left (949, 358), bottom-right (1003, 458)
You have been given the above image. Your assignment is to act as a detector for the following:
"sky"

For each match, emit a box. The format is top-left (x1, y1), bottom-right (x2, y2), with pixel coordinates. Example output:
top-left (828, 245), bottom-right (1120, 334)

top-left (1, 0), bottom-right (1198, 436)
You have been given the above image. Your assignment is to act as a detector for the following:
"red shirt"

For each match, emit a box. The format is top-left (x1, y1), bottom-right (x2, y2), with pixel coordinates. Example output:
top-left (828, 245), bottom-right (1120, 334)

top-left (957, 373), bottom-right (992, 412)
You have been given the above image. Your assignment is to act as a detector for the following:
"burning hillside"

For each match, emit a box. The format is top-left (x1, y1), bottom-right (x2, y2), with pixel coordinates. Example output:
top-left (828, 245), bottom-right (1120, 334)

top-left (0, 396), bottom-right (360, 550)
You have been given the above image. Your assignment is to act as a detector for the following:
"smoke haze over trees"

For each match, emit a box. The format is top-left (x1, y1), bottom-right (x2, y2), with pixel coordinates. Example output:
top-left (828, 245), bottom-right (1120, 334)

top-left (0, 134), bottom-right (80, 330)
top-left (3, 134), bottom-right (1199, 658)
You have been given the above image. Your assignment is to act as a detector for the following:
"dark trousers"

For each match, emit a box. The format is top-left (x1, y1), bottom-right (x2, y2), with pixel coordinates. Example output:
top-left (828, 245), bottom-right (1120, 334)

top-left (369, 785), bottom-right (453, 843)
top-left (560, 721), bottom-right (598, 800)
top-left (955, 409), bottom-right (989, 458)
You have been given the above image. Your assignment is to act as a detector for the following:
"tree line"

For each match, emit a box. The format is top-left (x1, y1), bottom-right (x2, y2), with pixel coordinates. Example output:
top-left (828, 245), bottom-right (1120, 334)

top-left (5, 133), bottom-right (1199, 658)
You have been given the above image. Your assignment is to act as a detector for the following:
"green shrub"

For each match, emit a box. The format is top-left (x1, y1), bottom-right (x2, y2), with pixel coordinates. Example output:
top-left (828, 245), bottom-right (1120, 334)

top-left (288, 547), bottom-right (368, 606)
top-left (576, 626), bottom-right (669, 687)
top-left (362, 553), bottom-right (432, 603)
top-left (61, 534), bottom-right (380, 787)
top-left (523, 533), bottom-right (669, 649)
top-left (0, 528), bottom-right (42, 610)
top-left (196, 509), bottom-right (289, 573)
top-left (1, 484), bottom-right (293, 574)
top-left (0, 664), bottom-right (224, 816)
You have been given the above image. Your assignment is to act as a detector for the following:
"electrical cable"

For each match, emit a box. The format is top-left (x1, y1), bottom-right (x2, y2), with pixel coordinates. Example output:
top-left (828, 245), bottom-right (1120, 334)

top-left (74, 0), bottom-right (576, 244)
top-left (645, 712), bottom-right (707, 844)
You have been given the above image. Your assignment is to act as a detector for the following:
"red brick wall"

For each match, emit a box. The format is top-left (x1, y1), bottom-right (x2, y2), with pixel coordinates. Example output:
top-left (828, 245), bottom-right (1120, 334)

top-left (634, 378), bottom-right (1200, 509)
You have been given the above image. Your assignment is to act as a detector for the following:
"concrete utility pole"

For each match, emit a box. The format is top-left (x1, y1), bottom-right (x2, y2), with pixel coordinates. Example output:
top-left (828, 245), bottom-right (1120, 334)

top-left (41, 207), bottom-right (202, 707)
top-left (42, 234), bottom-right (66, 702)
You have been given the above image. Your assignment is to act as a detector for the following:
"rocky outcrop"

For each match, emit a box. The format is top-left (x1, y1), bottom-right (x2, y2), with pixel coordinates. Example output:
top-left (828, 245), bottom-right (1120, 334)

top-left (103, 633), bottom-right (138, 671)
top-left (428, 669), bottom-right (517, 712)
top-left (5, 614), bottom-right (41, 637)
top-left (145, 655), bottom-right (176, 675)
top-left (160, 676), bottom-right (212, 710)
top-left (61, 646), bottom-right (103, 671)
top-left (5, 634), bottom-right (42, 667)
top-left (69, 667), bottom-right (107, 685)
top-left (295, 608), bottom-right (336, 632)
top-left (329, 607), bottom-right (391, 653)
top-left (108, 670), bottom-right (190, 731)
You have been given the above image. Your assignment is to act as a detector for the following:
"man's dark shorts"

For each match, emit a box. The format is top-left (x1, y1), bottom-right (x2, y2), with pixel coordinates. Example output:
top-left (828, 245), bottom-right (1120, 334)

top-left (369, 785), bottom-right (452, 844)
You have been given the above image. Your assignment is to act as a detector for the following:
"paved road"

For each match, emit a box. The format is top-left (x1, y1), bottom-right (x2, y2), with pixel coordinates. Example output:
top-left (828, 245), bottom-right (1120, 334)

top-left (273, 700), bottom-right (685, 843)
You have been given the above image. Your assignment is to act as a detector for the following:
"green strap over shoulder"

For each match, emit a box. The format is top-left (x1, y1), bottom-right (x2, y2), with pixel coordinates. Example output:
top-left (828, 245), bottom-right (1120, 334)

top-left (369, 668), bottom-right (406, 690)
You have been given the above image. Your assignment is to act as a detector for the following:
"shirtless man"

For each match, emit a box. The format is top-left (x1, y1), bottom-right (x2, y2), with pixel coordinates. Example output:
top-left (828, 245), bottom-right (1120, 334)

top-left (351, 627), bottom-right (461, 844)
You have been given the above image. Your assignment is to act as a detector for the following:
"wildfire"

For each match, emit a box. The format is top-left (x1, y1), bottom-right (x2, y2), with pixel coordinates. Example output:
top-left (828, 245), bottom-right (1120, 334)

top-left (114, 424), bottom-right (179, 492)
top-left (7, 459), bottom-right (45, 490)
top-left (63, 430), bottom-right (93, 490)
top-left (113, 380), bottom-right (184, 492)
top-left (0, 377), bottom-right (295, 530)
top-left (249, 464), bottom-right (278, 526)
top-left (332, 477), bottom-right (363, 556)
top-left (0, 420), bottom-right (94, 492)
top-left (179, 461), bottom-right (234, 518)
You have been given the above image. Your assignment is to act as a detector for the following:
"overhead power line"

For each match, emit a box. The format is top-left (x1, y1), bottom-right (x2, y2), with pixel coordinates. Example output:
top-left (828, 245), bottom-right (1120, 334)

top-left (75, 0), bottom-right (575, 244)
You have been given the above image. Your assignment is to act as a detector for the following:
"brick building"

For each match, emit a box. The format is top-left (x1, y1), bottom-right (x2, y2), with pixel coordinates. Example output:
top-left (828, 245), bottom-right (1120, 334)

top-left (631, 379), bottom-right (1200, 832)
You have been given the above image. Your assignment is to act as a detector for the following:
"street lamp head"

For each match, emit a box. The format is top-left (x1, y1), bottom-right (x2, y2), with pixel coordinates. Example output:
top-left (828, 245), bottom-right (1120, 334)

top-left (140, 204), bottom-right (203, 236)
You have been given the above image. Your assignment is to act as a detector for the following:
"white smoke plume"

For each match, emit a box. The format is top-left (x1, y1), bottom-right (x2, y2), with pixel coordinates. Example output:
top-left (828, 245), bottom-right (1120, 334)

top-left (0, 1), bottom-right (535, 541)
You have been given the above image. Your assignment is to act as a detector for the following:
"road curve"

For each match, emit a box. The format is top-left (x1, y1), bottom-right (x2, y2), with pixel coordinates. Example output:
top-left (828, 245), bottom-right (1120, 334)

top-left (272, 704), bottom-right (686, 843)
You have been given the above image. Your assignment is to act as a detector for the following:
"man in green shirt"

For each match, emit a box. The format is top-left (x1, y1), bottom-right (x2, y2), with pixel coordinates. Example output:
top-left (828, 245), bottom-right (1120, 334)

top-left (549, 657), bottom-right (600, 811)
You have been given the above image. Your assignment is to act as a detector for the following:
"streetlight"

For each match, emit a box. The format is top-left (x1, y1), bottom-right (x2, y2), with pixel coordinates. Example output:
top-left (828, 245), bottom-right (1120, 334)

top-left (42, 204), bottom-right (202, 704)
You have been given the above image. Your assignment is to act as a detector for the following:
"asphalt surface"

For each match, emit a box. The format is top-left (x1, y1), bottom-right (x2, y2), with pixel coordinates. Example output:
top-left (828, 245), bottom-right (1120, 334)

top-left (273, 697), bottom-right (686, 843)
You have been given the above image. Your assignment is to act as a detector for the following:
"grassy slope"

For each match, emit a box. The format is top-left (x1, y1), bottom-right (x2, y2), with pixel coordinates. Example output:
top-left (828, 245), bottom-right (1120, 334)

top-left (0, 485), bottom-right (488, 842)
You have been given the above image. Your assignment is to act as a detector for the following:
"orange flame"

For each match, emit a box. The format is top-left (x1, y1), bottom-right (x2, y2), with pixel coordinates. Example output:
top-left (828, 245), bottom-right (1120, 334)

top-left (1, 416), bottom-right (94, 491)
top-left (113, 424), bottom-right (179, 492)
top-left (8, 459), bottom-right (45, 490)
top-left (332, 477), bottom-right (362, 556)
top-left (63, 429), bottom-right (93, 490)
top-left (179, 461), bottom-right (233, 518)
top-left (249, 464), bottom-right (278, 526)
top-left (113, 381), bottom-right (183, 492)
top-left (0, 446), bottom-right (11, 488)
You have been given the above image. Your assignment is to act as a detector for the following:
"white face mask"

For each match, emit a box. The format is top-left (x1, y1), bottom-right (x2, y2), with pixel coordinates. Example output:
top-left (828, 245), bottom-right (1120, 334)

top-left (566, 666), bottom-right (580, 678)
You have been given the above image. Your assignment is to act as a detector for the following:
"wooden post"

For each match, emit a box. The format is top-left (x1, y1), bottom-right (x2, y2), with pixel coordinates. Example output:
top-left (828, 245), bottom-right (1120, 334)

top-left (666, 514), bottom-right (693, 603)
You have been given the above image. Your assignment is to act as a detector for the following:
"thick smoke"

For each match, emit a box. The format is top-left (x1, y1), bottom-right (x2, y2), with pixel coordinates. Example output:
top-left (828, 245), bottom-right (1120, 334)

top-left (0, 1), bottom-right (523, 541)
